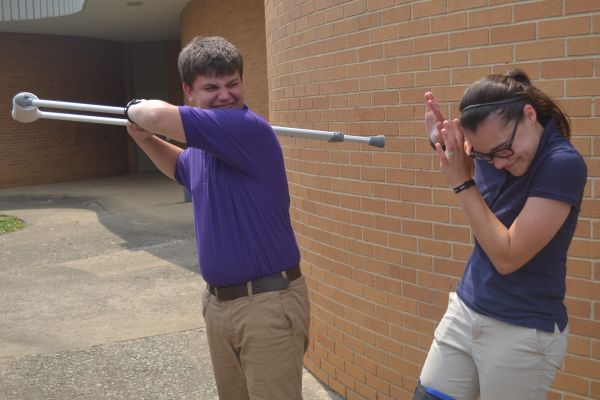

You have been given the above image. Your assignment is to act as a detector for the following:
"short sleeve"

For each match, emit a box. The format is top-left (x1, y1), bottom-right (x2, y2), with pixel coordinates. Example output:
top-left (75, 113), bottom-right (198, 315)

top-left (177, 106), bottom-right (278, 176)
top-left (175, 148), bottom-right (192, 190)
top-left (530, 147), bottom-right (587, 210)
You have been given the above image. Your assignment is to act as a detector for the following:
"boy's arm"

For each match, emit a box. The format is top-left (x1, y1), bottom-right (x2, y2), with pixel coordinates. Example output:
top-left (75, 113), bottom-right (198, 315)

top-left (126, 100), bottom-right (186, 143)
top-left (127, 122), bottom-right (183, 181)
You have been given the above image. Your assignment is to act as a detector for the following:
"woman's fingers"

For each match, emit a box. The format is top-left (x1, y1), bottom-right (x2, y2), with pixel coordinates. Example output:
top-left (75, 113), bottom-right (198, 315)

top-left (433, 104), bottom-right (444, 124)
top-left (445, 149), bottom-right (457, 159)
top-left (453, 119), bottom-right (464, 145)
top-left (426, 109), bottom-right (439, 140)
top-left (425, 93), bottom-right (445, 123)
top-left (425, 94), bottom-right (445, 147)
top-left (441, 120), bottom-right (453, 145)
top-left (439, 126), bottom-right (452, 162)
top-left (425, 93), bottom-right (448, 152)
top-left (434, 141), bottom-right (447, 160)
top-left (440, 119), bottom-right (463, 161)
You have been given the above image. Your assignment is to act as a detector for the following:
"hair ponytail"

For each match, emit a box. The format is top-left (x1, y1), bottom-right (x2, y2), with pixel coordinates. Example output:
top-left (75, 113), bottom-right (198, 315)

top-left (459, 69), bottom-right (571, 139)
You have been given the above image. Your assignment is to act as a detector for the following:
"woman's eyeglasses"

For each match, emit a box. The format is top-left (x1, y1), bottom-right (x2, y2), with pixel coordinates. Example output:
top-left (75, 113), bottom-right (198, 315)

top-left (469, 117), bottom-right (519, 162)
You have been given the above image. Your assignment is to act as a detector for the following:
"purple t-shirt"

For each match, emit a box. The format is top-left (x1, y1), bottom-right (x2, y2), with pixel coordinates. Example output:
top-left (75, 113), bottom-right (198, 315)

top-left (457, 119), bottom-right (587, 332)
top-left (175, 105), bottom-right (300, 286)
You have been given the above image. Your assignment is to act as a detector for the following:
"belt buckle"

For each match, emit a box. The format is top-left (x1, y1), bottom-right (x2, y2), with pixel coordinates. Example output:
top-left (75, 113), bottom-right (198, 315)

top-left (212, 283), bottom-right (248, 301)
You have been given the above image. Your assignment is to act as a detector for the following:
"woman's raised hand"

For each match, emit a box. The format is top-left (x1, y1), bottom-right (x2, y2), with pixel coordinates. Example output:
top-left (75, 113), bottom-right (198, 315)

top-left (424, 92), bottom-right (445, 149)
top-left (436, 118), bottom-right (473, 188)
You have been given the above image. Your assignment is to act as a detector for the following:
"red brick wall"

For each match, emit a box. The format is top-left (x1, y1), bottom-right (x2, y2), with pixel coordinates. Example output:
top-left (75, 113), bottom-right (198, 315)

top-left (265, 1), bottom-right (600, 399)
top-left (179, 0), bottom-right (270, 120)
top-left (0, 34), bottom-right (128, 188)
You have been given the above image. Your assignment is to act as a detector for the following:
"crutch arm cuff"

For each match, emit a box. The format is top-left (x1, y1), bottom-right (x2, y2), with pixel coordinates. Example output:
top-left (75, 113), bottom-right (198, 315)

top-left (125, 99), bottom-right (143, 124)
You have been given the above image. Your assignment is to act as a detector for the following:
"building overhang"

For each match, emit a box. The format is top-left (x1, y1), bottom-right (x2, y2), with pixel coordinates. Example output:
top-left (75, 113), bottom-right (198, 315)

top-left (0, 0), bottom-right (191, 42)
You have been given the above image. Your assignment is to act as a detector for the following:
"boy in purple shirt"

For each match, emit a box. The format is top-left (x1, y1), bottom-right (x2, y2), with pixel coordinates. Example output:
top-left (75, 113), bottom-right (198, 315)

top-left (126, 36), bottom-right (309, 400)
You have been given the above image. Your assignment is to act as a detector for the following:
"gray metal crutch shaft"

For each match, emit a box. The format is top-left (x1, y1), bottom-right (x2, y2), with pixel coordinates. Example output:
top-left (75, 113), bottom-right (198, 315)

top-left (12, 92), bottom-right (386, 148)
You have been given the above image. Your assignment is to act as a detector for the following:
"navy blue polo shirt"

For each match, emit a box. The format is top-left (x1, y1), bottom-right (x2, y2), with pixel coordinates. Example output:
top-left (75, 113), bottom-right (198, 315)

top-left (175, 105), bottom-right (300, 286)
top-left (457, 120), bottom-right (587, 332)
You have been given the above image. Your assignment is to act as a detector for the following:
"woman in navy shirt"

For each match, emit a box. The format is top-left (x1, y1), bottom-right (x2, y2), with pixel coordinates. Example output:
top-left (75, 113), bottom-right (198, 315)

top-left (414, 70), bottom-right (587, 400)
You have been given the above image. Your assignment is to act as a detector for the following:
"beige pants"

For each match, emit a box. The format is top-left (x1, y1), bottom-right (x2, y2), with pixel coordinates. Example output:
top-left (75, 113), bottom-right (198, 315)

top-left (420, 292), bottom-right (567, 400)
top-left (202, 276), bottom-right (310, 400)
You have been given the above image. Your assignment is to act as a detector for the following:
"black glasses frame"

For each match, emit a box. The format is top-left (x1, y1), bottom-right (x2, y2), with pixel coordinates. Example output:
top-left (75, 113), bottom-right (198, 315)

top-left (469, 117), bottom-right (520, 162)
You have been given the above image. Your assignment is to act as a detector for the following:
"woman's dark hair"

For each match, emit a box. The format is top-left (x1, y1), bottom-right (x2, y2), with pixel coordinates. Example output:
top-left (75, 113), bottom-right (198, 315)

top-left (459, 69), bottom-right (570, 139)
top-left (178, 36), bottom-right (243, 87)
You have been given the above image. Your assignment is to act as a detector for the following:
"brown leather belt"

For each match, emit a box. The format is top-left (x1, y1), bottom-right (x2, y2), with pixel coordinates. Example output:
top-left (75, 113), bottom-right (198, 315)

top-left (208, 265), bottom-right (301, 301)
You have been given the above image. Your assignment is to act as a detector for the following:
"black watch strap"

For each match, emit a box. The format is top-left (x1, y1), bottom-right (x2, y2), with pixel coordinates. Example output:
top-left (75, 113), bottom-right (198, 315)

top-left (453, 179), bottom-right (476, 194)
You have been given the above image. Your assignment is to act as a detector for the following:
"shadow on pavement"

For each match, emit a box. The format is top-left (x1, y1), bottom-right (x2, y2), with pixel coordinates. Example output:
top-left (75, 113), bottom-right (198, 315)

top-left (0, 173), bottom-right (344, 399)
top-left (0, 192), bottom-right (198, 273)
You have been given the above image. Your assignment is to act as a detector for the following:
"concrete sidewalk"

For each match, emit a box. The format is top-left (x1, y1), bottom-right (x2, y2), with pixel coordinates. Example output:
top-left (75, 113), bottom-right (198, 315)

top-left (0, 173), bottom-right (343, 400)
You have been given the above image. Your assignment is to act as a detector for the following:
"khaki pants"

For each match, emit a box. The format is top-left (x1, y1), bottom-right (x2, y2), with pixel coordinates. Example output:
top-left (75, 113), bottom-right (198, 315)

top-left (202, 276), bottom-right (310, 400)
top-left (419, 292), bottom-right (567, 400)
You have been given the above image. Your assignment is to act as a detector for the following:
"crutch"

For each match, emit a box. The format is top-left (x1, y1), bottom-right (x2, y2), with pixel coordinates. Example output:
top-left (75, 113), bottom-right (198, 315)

top-left (11, 92), bottom-right (386, 148)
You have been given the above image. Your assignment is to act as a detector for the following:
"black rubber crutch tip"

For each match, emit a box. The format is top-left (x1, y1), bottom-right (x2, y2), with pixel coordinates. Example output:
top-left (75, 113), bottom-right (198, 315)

top-left (368, 135), bottom-right (386, 148)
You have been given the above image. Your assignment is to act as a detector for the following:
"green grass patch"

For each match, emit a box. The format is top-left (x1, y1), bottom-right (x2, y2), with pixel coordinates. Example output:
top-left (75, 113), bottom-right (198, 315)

top-left (0, 214), bottom-right (26, 234)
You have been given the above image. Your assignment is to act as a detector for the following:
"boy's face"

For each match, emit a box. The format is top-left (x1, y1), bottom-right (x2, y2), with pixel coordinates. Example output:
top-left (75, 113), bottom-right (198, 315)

top-left (183, 71), bottom-right (244, 109)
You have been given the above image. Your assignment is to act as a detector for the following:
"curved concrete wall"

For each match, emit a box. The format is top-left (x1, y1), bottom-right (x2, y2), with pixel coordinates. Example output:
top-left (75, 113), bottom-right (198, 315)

top-left (0, 34), bottom-right (128, 188)
top-left (265, 2), bottom-right (600, 399)
top-left (180, 0), bottom-right (269, 120)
